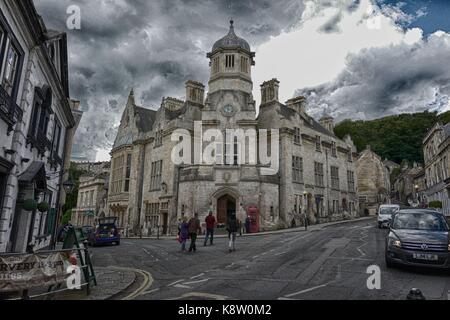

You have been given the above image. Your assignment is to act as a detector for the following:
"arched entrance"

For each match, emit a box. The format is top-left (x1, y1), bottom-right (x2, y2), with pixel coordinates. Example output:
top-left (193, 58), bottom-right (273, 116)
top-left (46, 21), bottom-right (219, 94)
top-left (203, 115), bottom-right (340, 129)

top-left (217, 195), bottom-right (236, 224)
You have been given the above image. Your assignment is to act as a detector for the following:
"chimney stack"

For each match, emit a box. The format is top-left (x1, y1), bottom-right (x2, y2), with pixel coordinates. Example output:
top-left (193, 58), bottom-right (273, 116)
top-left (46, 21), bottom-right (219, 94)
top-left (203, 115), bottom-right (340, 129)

top-left (319, 115), bottom-right (335, 133)
top-left (286, 96), bottom-right (307, 114)
top-left (186, 80), bottom-right (205, 105)
top-left (260, 79), bottom-right (280, 105)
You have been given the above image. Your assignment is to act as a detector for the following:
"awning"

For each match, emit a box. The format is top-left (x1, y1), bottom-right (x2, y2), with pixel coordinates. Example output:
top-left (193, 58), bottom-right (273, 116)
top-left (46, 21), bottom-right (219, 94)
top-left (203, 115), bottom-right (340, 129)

top-left (18, 161), bottom-right (47, 190)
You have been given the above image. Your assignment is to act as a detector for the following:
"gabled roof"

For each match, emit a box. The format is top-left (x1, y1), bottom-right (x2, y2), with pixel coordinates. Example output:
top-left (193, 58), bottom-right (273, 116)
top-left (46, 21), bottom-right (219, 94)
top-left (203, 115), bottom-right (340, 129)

top-left (134, 106), bottom-right (157, 133)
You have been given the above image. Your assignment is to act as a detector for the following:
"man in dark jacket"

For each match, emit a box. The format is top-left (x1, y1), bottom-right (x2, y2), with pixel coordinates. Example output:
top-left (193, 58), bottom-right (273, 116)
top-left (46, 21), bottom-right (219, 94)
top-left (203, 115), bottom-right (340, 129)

top-left (204, 211), bottom-right (216, 246)
top-left (188, 213), bottom-right (202, 252)
top-left (227, 212), bottom-right (239, 253)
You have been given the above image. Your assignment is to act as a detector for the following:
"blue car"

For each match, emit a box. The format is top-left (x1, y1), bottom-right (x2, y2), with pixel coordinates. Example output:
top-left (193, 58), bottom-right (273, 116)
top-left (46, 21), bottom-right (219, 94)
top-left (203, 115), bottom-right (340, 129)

top-left (88, 217), bottom-right (120, 246)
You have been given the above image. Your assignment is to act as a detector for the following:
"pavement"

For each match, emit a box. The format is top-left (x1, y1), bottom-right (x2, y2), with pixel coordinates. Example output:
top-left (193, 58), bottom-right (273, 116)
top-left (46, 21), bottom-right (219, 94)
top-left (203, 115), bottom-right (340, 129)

top-left (124, 216), bottom-right (375, 240)
top-left (86, 216), bottom-right (450, 300)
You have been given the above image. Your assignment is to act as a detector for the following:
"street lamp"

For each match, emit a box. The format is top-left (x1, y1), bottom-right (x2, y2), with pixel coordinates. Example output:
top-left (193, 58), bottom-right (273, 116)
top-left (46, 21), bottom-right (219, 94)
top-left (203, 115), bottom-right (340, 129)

top-left (63, 179), bottom-right (75, 194)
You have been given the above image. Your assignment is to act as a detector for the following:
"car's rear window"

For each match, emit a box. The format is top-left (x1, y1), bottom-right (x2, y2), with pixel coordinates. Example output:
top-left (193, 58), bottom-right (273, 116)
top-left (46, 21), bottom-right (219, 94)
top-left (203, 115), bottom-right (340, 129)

top-left (379, 207), bottom-right (398, 215)
top-left (393, 213), bottom-right (449, 231)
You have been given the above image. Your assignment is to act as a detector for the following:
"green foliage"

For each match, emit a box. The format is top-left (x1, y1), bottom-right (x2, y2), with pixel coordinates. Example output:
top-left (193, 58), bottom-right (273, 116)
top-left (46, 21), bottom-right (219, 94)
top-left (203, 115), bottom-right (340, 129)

top-left (428, 201), bottom-right (443, 209)
top-left (62, 163), bottom-right (87, 214)
top-left (61, 209), bottom-right (73, 225)
top-left (37, 202), bottom-right (50, 213)
top-left (334, 111), bottom-right (450, 164)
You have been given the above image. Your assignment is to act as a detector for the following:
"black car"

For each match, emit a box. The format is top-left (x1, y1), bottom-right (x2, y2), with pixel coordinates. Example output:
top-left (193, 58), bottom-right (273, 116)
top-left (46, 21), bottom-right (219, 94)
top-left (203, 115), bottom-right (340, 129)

top-left (386, 209), bottom-right (450, 269)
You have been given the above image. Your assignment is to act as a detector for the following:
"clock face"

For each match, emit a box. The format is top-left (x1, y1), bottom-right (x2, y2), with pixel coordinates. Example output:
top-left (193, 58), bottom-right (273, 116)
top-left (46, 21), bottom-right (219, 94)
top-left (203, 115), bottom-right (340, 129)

top-left (222, 104), bottom-right (235, 116)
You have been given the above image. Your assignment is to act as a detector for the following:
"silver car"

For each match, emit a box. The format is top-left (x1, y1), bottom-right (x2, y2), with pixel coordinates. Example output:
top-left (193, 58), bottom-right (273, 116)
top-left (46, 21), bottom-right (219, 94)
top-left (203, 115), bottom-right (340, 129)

top-left (377, 205), bottom-right (400, 229)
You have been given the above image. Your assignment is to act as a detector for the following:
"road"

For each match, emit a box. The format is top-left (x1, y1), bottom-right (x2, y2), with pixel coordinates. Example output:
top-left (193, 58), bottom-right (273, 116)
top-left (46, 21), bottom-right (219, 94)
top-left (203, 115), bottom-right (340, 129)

top-left (90, 218), bottom-right (450, 300)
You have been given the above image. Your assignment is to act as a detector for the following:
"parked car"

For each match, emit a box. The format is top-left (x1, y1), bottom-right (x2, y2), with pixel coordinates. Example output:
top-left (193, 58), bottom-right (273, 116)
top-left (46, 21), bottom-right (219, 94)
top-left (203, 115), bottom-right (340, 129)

top-left (88, 217), bottom-right (120, 246)
top-left (82, 226), bottom-right (95, 238)
top-left (385, 209), bottom-right (450, 270)
top-left (377, 204), bottom-right (400, 228)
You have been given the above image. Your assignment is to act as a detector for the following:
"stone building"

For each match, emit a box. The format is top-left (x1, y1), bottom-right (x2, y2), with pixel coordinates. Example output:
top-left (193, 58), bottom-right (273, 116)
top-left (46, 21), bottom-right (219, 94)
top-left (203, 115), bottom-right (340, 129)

top-left (422, 122), bottom-right (450, 215)
top-left (0, 1), bottom-right (78, 253)
top-left (393, 161), bottom-right (424, 207)
top-left (72, 172), bottom-right (109, 228)
top-left (107, 21), bottom-right (359, 236)
top-left (356, 147), bottom-right (392, 215)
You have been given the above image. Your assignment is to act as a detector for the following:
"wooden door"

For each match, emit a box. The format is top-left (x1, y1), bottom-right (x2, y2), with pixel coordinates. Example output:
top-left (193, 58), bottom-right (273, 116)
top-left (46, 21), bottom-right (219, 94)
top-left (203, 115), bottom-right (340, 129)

top-left (217, 196), bottom-right (228, 224)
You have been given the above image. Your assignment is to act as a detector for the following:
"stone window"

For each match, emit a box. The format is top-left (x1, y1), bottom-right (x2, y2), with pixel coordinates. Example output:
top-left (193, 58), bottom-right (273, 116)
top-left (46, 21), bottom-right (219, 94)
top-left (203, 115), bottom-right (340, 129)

top-left (225, 54), bottom-right (235, 68)
top-left (331, 142), bottom-right (337, 157)
top-left (111, 155), bottom-right (125, 194)
top-left (314, 162), bottom-right (324, 187)
top-left (347, 148), bottom-right (353, 162)
top-left (89, 190), bottom-right (94, 206)
top-left (294, 127), bottom-right (301, 145)
top-left (270, 206), bottom-right (275, 222)
top-left (331, 166), bottom-right (340, 189)
top-left (347, 170), bottom-right (355, 192)
top-left (154, 126), bottom-right (163, 148)
top-left (315, 136), bottom-right (322, 152)
top-left (145, 203), bottom-right (160, 228)
top-left (150, 160), bottom-right (163, 191)
top-left (240, 56), bottom-right (248, 73)
top-left (124, 154), bottom-right (132, 192)
top-left (213, 57), bottom-right (220, 74)
top-left (292, 156), bottom-right (303, 183)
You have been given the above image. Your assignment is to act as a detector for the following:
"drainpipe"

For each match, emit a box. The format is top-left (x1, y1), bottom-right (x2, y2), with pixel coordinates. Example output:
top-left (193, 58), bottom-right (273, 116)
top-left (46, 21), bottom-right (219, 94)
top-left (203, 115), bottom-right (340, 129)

top-left (136, 143), bottom-right (146, 234)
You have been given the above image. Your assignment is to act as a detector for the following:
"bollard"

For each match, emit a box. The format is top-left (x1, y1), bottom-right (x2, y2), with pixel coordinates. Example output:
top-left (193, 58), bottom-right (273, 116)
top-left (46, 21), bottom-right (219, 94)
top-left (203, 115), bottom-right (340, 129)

top-left (407, 288), bottom-right (426, 300)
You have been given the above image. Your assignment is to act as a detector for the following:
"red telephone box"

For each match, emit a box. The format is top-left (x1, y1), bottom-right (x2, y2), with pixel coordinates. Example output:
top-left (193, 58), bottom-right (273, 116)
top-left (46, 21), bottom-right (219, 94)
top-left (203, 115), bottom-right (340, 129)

top-left (247, 205), bottom-right (260, 233)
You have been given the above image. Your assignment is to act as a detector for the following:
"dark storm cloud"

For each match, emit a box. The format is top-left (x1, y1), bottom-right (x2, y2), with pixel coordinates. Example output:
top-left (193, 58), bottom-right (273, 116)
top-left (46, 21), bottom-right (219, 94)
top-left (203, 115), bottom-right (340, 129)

top-left (34, 0), bottom-right (306, 160)
top-left (296, 33), bottom-right (450, 122)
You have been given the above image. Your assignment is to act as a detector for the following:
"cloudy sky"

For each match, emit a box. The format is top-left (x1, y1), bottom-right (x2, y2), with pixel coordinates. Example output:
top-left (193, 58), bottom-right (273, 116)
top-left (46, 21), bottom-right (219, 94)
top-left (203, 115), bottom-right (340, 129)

top-left (34, 0), bottom-right (450, 162)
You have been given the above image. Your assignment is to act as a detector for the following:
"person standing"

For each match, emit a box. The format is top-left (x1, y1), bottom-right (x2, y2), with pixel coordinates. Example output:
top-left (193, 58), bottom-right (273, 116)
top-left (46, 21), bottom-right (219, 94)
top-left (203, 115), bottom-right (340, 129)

top-left (204, 211), bottom-right (216, 246)
top-left (188, 213), bottom-right (202, 252)
top-left (179, 217), bottom-right (189, 252)
top-left (227, 212), bottom-right (239, 253)
top-left (245, 215), bottom-right (251, 234)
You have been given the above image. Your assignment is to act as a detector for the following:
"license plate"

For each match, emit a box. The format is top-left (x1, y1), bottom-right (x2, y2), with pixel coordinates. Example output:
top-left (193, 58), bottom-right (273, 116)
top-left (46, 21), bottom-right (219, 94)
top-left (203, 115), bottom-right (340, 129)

top-left (413, 253), bottom-right (438, 261)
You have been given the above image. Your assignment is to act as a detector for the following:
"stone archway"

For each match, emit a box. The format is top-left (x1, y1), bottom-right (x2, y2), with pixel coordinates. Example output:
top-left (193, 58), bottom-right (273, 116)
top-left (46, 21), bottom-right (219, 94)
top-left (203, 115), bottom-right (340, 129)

top-left (211, 188), bottom-right (240, 224)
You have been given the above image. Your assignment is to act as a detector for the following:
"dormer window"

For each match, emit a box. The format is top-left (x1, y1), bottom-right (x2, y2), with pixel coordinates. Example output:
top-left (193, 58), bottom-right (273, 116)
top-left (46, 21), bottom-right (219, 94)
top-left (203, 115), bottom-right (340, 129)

top-left (331, 142), bottom-right (337, 157)
top-left (225, 54), bottom-right (235, 68)
top-left (315, 136), bottom-right (322, 152)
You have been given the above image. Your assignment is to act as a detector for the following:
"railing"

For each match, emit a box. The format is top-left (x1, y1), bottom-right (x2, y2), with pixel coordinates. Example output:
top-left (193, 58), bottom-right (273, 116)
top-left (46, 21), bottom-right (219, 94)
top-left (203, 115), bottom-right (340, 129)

top-left (0, 246), bottom-right (96, 300)
top-left (27, 133), bottom-right (52, 156)
top-left (0, 85), bottom-right (23, 135)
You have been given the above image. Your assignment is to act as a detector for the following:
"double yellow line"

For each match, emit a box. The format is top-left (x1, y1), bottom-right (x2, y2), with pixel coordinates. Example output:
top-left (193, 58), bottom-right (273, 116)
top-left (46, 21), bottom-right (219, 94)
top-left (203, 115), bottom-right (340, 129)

top-left (110, 266), bottom-right (154, 300)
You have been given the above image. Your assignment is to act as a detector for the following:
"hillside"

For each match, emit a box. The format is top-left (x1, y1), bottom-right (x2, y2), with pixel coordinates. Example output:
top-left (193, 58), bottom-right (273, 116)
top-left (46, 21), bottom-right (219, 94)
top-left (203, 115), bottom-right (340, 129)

top-left (334, 111), bottom-right (450, 164)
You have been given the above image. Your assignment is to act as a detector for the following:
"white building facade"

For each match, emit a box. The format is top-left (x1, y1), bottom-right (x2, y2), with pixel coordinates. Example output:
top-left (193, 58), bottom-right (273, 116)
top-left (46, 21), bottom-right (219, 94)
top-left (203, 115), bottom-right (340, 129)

top-left (0, 1), bottom-right (77, 253)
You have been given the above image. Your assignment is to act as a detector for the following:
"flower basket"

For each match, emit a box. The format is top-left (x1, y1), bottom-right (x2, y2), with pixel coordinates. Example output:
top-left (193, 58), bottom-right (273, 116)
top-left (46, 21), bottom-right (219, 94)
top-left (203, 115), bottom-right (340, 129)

top-left (37, 201), bottom-right (50, 213)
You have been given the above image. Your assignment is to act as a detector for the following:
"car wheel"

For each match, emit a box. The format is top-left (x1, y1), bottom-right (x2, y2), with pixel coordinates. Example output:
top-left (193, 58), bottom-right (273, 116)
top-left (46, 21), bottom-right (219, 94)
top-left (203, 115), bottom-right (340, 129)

top-left (385, 256), bottom-right (395, 269)
top-left (378, 222), bottom-right (382, 229)
top-left (116, 241), bottom-right (120, 246)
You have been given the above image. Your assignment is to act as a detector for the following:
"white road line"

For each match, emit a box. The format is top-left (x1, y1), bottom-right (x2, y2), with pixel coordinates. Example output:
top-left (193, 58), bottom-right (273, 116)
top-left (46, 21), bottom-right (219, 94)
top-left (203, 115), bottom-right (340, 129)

top-left (284, 283), bottom-right (329, 298)
top-left (143, 248), bottom-right (150, 255)
top-left (183, 278), bottom-right (210, 285)
top-left (275, 251), bottom-right (288, 256)
top-left (168, 279), bottom-right (185, 287)
top-left (174, 284), bottom-right (193, 289)
top-left (252, 255), bottom-right (259, 259)
top-left (190, 273), bottom-right (205, 279)
top-left (141, 288), bottom-right (160, 295)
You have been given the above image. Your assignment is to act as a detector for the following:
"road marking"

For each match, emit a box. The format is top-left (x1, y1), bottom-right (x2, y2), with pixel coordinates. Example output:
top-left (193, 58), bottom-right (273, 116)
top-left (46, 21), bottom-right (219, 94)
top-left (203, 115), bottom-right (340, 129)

top-left (284, 283), bottom-right (330, 298)
top-left (190, 273), bottom-right (205, 279)
top-left (110, 266), bottom-right (154, 300)
top-left (275, 251), bottom-right (288, 256)
top-left (143, 248), bottom-right (150, 255)
top-left (141, 288), bottom-right (160, 295)
top-left (168, 279), bottom-right (185, 287)
top-left (174, 284), bottom-right (193, 289)
top-left (183, 278), bottom-right (210, 285)
top-left (167, 292), bottom-right (231, 300)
